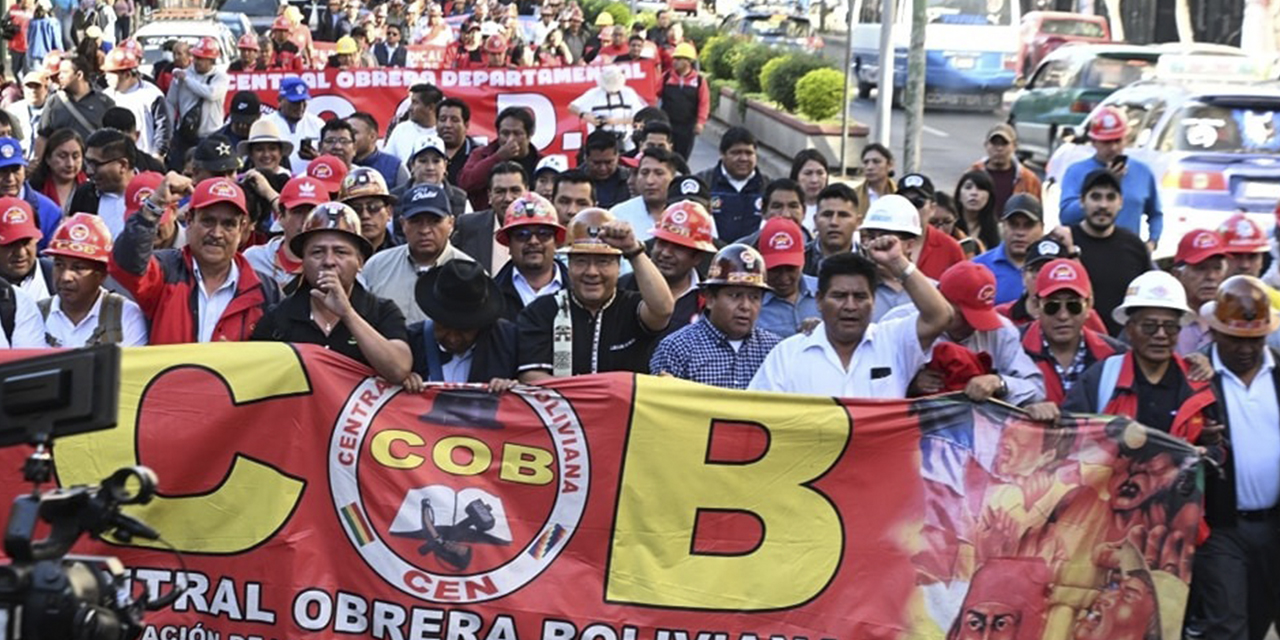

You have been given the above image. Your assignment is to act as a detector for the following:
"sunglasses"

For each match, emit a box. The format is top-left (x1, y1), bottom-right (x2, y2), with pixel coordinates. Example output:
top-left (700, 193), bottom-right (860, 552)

top-left (1136, 320), bottom-right (1181, 337)
top-left (510, 227), bottom-right (556, 242)
top-left (1042, 298), bottom-right (1085, 316)
top-left (904, 194), bottom-right (930, 209)
top-left (349, 201), bottom-right (386, 215)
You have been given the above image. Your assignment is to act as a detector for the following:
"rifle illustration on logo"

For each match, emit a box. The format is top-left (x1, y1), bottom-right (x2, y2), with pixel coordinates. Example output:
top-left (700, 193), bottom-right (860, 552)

top-left (389, 485), bottom-right (511, 570)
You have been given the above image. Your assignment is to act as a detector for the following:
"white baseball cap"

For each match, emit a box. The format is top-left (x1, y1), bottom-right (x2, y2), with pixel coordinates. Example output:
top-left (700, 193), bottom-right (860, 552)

top-left (1111, 270), bottom-right (1195, 326)
top-left (861, 194), bottom-right (922, 237)
top-left (535, 154), bottom-right (569, 175)
top-left (407, 134), bottom-right (446, 164)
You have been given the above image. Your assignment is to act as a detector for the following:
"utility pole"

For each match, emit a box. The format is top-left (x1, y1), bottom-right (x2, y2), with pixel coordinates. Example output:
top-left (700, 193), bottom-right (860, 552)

top-left (901, 0), bottom-right (925, 172)
top-left (873, 0), bottom-right (894, 146)
top-left (839, 0), bottom-right (855, 176)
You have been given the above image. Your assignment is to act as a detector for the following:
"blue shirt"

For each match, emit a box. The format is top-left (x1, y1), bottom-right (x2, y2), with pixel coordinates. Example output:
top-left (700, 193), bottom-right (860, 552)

top-left (356, 150), bottom-right (408, 190)
top-left (649, 318), bottom-right (782, 389)
top-left (1058, 156), bottom-right (1163, 242)
top-left (21, 184), bottom-right (62, 251)
top-left (758, 274), bottom-right (820, 338)
top-left (971, 244), bottom-right (1025, 305)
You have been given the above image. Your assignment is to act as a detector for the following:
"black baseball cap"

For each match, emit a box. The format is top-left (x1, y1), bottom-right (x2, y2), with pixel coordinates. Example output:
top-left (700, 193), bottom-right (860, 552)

top-left (194, 134), bottom-right (240, 172)
top-left (229, 91), bottom-right (261, 123)
top-left (897, 173), bottom-right (935, 202)
top-left (1082, 168), bottom-right (1123, 195)
top-left (1001, 193), bottom-right (1043, 222)
top-left (667, 175), bottom-right (710, 208)
top-left (1025, 236), bottom-right (1067, 268)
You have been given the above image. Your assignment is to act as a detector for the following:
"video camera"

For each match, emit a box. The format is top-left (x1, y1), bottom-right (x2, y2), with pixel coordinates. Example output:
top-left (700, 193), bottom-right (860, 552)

top-left (0, 346), bottom-right (182, 640)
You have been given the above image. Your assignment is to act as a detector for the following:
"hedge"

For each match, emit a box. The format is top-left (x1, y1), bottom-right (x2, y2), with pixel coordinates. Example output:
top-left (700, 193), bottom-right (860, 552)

top-left (699, 35), bottom-right (742, 81)
top-left (795, 68), bottom-right (846, 121)
top-left (681, 22), bottom-right (717, 51)
top-left (764, 53), bottom-right (835, 113)
top-left (758, 56), bottom-right (788, 104)
top-left (735, 43), bottom-right (780, 95)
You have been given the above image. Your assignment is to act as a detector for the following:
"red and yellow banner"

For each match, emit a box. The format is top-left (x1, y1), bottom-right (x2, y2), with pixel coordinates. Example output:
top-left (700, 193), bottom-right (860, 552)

top-left (0, 345), bottom-right (1202, 639)
top-left (227, 61), bottom-right (660, 158)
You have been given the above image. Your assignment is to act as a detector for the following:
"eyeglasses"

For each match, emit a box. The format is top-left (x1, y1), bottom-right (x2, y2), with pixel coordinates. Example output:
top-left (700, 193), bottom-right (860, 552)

top-left (322, 137), bottom-right (353, 147)
top-left (1136, 320), bottom-right (1181, 336)
top-left (904, 194), bottom-right (929, 209)
top-left (349, 201), bottom-right (385, 215)
top-left (83, 156), bottom-right (123, 171)
top-left (1042, 298), bottom-right (1085, 316)
top-left (510, 227), bottom-right (556, 242)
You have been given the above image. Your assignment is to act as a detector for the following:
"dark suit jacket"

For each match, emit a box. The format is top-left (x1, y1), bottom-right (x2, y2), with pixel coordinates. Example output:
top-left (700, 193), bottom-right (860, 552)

top-left (407, 318), bottom-right (519, 382)
top-left (452, 209), bottom-right (497, 272)
top-left (493, 259), bottom-right (569, 322)
top-left (314, 10), bottom-right (352, 42)
top-left (373, 42), bottom-right (407, 67)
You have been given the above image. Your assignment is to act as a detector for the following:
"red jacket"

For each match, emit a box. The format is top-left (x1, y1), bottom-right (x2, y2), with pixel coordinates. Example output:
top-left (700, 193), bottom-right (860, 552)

top-left (1020, 321), bottom-right (1123, 404)
top-left (916, 225), bottom-right (965, 280)
top-left (109, 214), bottom-right (279, 345)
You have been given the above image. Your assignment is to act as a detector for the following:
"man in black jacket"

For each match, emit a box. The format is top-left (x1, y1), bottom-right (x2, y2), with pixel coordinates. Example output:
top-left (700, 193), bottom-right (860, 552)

top-left (404, 260), bottom-right (518, 389)
top-left (372, 23), bottom-right (408, 67)
top-left (491, 191), bottom-right (568, 321)
top-left (452, 161), bottom-right (527, 275)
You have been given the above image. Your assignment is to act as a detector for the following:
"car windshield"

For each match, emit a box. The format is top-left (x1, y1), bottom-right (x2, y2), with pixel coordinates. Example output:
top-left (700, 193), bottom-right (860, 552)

top-left (1040, 18), bottom-right (1104, 37)
top-left (741, 16), bottom-right (809, 37)
top-left (1166, 102), bottom-right (1280, 154)
top-left (928, 0), bottom-right (1012, 26)
top-left (1080, 57), bottom-right (1155, 89)
top-left (220, 0), bottom-right (276, 15)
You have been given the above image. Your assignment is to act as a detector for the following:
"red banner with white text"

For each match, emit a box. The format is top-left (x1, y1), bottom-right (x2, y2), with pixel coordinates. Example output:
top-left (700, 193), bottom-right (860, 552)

top-left (0, 345), bottom-right (1202, 640)
top-left (226, 61), bottom-right (660, 158)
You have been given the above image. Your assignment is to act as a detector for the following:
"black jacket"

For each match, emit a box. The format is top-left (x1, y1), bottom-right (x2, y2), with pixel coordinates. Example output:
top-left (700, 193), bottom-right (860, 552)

top-left (407, 318), bottom-right (519, 382)
top-left (492, 259), bottom-right (569, 322)
top-left (373, 42), bottom-right (407, 67)
top-left (452, 209), bottom-right (498, 272)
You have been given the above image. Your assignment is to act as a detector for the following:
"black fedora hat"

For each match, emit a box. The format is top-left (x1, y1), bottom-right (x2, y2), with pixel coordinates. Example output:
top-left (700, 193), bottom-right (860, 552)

top-left (415, 261), bottom-right (505, 330)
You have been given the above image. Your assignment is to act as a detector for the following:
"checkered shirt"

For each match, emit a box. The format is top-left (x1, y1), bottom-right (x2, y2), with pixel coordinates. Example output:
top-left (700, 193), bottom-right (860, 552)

top-left (650, 318), bottom-right (782, 390)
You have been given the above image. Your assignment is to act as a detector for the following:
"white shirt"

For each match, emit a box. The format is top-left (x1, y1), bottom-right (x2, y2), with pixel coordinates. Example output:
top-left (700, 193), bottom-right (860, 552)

top-left (441, 345), bottom-right (474, 383)
top-left (385, 120), bottom-right (438, 167)
top-left (267, 110), bottom-right (326, 175)
top-left (106, 80), bottom-right (166, 156)
top-left (99, 191), bottom-right (127, 239)
top-left (610, 196), bottom-right (657, 240)
top-left (512, 267), bottom-right (563, 306)
top-left (0, 286), bottom-right (46, 348)
top-left (1212, 345), bottom-right (1280, 510)
top-left (192, 260), bottom-right (240, 343)
top-left (748, 311), bottom-right (929, 398)
top-left (17, 261), bottom-right (51, 302)
top-left (43, 290), bottom-right (149, 347)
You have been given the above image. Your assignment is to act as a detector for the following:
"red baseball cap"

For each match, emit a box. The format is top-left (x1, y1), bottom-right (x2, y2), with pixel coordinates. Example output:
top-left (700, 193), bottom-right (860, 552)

top-left (757, 217), bottom-right (805, 269)
top-left (190, 178), bottom-right (247, 215)
top-left (1035, 259), bottom-right (1092, 298)
top-left (1175, 229), bottom-right (1228, 266)
top-left (125, 172), bottom-right (175, 225)
top-left (939, 261), bottom-right (1002, 331)
top-left (0, 197), bottom-right (40, 244)
top-left (280, 175), bottom-right (329, 210)
top-left (307, 155), bottom-right (349, 193)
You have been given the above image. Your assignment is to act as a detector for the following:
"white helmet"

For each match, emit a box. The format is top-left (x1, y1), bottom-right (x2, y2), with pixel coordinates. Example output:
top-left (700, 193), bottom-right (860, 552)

top-left (861, 194), bottom-right (922, 237)
top-left (1111, 270), bottom-right (1195, 326)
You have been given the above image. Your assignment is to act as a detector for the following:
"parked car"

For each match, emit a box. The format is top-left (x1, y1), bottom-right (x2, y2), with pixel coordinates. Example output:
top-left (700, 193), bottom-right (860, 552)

top-left (720, 11), bottom-right (823, 53)
top-left (1009, 44), bottom-right (1160, 163)
top-left (133, 11), bottom-right (238, 77)
top-left (1044, 76), bottom-right (1280, 258)
top-left (217, 0), bottom-right (281, 35)
top-left (1018, 11), bottom-right (1110, 78)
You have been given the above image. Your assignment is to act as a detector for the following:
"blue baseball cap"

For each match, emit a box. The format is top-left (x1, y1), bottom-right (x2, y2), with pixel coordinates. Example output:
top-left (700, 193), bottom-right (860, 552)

top-left (279, 77), bottom-right (311, 102)
top-left (399, 183), bottom-right (451, 219)
top-left (0, 138), bottom-right (27, 169)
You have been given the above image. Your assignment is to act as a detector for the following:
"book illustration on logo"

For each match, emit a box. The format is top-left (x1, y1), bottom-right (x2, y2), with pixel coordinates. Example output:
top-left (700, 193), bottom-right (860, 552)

top-left (388, 485), bottom-right (511, 570)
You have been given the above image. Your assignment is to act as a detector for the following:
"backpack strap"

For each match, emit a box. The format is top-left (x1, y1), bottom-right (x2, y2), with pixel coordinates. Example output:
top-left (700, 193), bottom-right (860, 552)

top-left (36, 296), bottom-right (58, 346)
top-left (0, 281), bottom-right (16, 345)
top-left (89, 292), bottom-right (125, 345)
